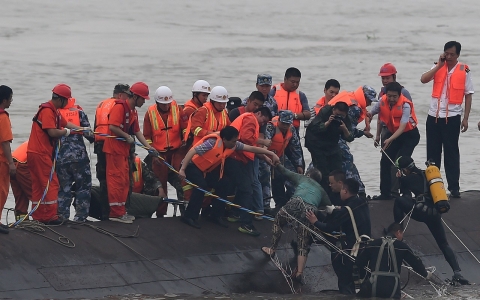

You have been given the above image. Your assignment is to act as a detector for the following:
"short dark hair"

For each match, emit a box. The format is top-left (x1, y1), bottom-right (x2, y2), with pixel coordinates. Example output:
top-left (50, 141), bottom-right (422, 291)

top-left (444, 41), bottom-right (461, 55)
top-left (387, 222), bottom-right (404, 235)
top-left (220, 126), bottom-right (239, 140)
top-left (385, 82), bottom-right (402, 95)
top-left (325, 79), bottom-right (340, 90)
top-left (306, 167), bottom-right (322, 185)
top-left (333, 101), bottom-right (349, 113)
top-left (0, 85), bottom-right (13, 102)
top-left (249, 91), bottom-right (265, 103)
top-left (329, 169), bottom-right (345, 182)
top-left (343, 178), bottom-right (359, 195)
top-left (285, 67), bottom-right (301, 79)
top-left (254, 106), bottom-right (273, 121)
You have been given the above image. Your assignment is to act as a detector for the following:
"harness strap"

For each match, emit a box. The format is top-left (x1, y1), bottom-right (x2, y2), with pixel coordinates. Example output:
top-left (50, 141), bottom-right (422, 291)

top-left (371, 237), bottom-right (400, 298)
top-left (345, 205), bottom-right (362, 257)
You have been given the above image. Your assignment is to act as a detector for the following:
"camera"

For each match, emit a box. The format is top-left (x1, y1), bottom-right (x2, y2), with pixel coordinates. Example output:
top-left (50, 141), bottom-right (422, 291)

top-left (332, 115), bottom-right (344, 124)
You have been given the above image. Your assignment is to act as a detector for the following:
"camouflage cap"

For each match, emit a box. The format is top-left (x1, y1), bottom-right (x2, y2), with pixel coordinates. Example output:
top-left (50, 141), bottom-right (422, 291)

top-left (278, 110), bottom-right (293, 124)
top-left (362, 85), bottom-right (377, 103)
top-left (114, 83), bottom-right (131, 95)
top-left (257, 74), bottom-right (273, 86)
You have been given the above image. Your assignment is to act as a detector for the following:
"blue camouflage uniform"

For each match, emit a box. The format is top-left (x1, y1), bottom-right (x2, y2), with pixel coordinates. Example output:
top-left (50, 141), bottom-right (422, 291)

top-left (56, 108), bottom-right (94, 222)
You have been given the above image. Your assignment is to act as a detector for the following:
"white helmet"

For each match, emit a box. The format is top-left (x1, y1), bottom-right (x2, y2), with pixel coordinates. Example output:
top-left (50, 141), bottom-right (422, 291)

top-left (208, 86), bottom-right (229, 103)
top-left (154, 86), bottom-right (173, 104)
top-left (192, 80), bottom-right (211, 94)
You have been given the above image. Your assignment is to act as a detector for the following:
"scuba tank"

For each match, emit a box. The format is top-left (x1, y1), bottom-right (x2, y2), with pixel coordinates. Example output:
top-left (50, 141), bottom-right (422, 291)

top-left (424, 161), bottom-right (450, 213)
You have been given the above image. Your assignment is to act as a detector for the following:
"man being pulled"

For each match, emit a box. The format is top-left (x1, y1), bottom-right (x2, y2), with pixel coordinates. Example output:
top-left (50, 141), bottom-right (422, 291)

top-left (393, 156), bottom-right (469, 285)
top-left (356, 222), bottom-right (430, 299)
top-left (261, 163), bottom-right (330, 284)
top-left (306, 179), bottom-right (371, 295)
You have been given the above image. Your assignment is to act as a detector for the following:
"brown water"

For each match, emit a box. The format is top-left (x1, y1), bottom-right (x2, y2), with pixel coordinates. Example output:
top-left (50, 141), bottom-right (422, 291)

top-left (1, 0), bottom-right (480, 298)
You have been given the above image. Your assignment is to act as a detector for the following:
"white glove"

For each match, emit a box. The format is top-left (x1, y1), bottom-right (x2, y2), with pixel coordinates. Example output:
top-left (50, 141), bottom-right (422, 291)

top-left (125, 136), bottom-right (135, 144)
top-left (426, 270), bottom-right (434, 280)
top-left (64, 128), bottom-right (71, 137)
top-left (326, 205), bottom-right (335, 214)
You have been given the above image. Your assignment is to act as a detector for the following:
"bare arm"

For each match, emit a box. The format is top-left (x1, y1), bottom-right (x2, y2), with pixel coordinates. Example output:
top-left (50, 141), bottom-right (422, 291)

top-left (243, 144), bottom-right (279, 164)
top-left (383, 123), bottom-right (407, 150)
top-left (462, 94), bottom-right (472, 132)
top-left (134, 131), bottom-right (153, 149)
top-left (420, 55), bottom-right (445, 83)
top-left (109, 125), bottom-right (131, 140)
top-left (46, 128), bottom-right (68, 138)
top-left (1, 141), bottom-right (15, 176)
top-left (299, 110), bottom-right (311, 120)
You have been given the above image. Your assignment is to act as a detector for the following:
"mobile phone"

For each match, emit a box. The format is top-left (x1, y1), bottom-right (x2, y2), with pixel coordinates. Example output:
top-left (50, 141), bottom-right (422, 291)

top-left (440, 57), bottom-right (446, 62)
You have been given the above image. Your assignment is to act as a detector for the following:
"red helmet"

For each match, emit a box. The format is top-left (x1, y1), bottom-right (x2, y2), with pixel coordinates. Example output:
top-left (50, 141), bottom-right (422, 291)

top-left (130, 82), bottom-right (150, 100)
top-left (378, 63), bottom-right (397, 76)
top-left (52, 83), bottom-right (72, 99)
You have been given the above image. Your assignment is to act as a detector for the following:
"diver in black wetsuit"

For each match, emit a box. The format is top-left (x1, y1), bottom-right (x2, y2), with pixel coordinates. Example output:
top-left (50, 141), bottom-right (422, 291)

top-left (393, 156), bottom-right (469, 285)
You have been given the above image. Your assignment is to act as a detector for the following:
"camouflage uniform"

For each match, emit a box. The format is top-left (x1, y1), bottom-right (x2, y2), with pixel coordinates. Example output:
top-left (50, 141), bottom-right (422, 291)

top-left (56, 109), bottom-right (94, 221)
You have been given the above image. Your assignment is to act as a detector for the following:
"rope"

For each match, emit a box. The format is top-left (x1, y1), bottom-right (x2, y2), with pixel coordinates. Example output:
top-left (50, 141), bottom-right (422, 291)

top-left (15, 219), bottom-right (75, 248)
top-left (441, 218), bottom-right (480, 264)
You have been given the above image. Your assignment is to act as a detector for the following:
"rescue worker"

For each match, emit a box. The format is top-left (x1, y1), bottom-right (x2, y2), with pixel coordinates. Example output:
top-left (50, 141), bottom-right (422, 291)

top-left (186, 86), bottom-right (231, 146)
top-left (241, 74), bottom-right (279, 117)
top-left (308, 79), bottom-right (341, 123)
top-left (265, 110), bottom-right (303, 210)
top-left (420, 41), bottom-right (474, 198)
top-left (229, 91), bottom-right (265, 122)
top-left (27, 84), bottom-right (82, 224)
top-left (393, 156), bottom-right (469, 285)
top-left (229, 107), bottom-right (273, 236)
top-left (270, 68), bottom-right (310, 130)
top-left (305, 102), bottom-right (354, 192)
top-left (56, 98), bottom-right (94, 222)
top-left (0, 85), bottom-right (14, 233)
top-left (226, 97), bottom-right (242, 113)
top-left (327, 85), bottom-right (377, 195)
top-left (103, 82), bottom-right (158, 224)
top-left (131, 154), bottom-right (164, 197)
top-left (183, 80), bottom-right (211, 122)
top-left (178, 126), bottom-right (280, 229)
top-left (367, 82), bottom-right (420, 200)
top-left (306, 179), bottom-right (371, 295)
top-left (356, 222), bottom-right (430, 299)
top-left (10, 141), bottom-right (31, 221)
top-left (93, 83), bottom-right (131, 211)
top-left (143, 86), bottom-right (187, 217)
top-left (261, 163), bottom-right (330, 284)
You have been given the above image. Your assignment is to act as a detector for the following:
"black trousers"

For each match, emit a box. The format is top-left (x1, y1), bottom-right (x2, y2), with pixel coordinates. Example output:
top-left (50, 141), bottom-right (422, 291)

top-left (380, 128), bottom-right (420, 195)
top-left (426, 115), bottom-right (461, 191)
top-left (331, 250), bottom-right (355, 295)
top-left (394, 196), bottom-right (460, 272)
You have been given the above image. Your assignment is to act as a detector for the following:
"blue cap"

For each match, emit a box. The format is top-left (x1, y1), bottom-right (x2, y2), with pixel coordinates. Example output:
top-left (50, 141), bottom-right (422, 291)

top-left (257, 74), bottom-right (273, 86)
top-left (363, 85), bottom-right (377, 103)
top-left (278, 110), bottom-right (293, 124)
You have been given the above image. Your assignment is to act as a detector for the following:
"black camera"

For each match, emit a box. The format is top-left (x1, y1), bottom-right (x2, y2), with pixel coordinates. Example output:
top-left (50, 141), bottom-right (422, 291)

top-left (332, 115), bottom-right (344, 124)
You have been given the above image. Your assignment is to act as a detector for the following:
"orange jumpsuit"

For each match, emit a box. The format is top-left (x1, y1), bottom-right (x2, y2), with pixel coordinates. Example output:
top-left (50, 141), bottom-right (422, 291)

top-left (0, 109), bottom-right (13, 221)
top-left (27, 101), bottom-right (67, 223)
top-left (10, 141), bottom-right (31, 216)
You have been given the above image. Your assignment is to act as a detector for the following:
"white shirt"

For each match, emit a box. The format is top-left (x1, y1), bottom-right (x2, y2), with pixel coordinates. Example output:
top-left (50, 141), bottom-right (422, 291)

top-left (427, 62), bottom-right (474, 118)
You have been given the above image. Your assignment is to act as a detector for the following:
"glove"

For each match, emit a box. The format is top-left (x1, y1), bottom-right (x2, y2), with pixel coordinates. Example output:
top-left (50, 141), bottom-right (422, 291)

top-left (148, 148), bottom-right (160, 157)
top-left (64, 128), bottom-right (71, 137)
top-left (125, 136), bottom-right (135, 144)
top-left (325, 205), bottom-right (335, 214)
top-left (426, 270), bottom-right (434, 280)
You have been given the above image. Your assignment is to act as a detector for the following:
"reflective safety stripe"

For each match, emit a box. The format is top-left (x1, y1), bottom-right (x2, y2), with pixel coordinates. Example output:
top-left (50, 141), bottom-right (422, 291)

top-left (31, 200), bottom-right (57, 205)
top-left (193, 127), bottom-right (203, 136)
top-left (109, 202), bottom-right (126, 206)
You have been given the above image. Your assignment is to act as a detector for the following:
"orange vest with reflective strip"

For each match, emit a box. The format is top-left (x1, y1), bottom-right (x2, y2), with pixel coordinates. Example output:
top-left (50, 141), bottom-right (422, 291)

top-left (314, 96), bottom-right (326, 115)
top-left (230, 112), bottom-right (259, 161)
top-left (188, 102), bottom-right (229, 145)
top-left (272, 83), bottom-right (302, 128)
top-left (328, 87), bottom-right (367, 122)
top-left (58, 98), bottom-right (81, 127)
top-left (191, 133), bottom-right (235, 178)
top-left (94, 98), bottom-right (116, 142)
top-left (146, 101), bottom-right (182, 152)
top-left (268, 117), bottom-right (293, 157)
top-left (12, 141), bottom-right (28, 163)
top-left (379, 94), bottom-right (418, 134)
top-left (432, 63), bottom-right (468, 105)
top-left (132, 156), bottom-right (144, 193)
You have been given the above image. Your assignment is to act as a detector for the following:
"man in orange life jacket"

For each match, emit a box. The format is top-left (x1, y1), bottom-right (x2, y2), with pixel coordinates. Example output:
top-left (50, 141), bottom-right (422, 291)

top-left (93, 83), bottom-right (131, 212)
top-left (366, 82), bottom-right (420, 200)
top-left (178, 126), bottom-right (280, 229)
top-left (182, 80), bottom-right (211, 146)
top-left (56, 98), bottom-right (94, 222)
top-left (307, 79), bottom-right (341, 125)
top-left (228, 91), bottom-right (265, 122)
top-left (103, 82), bottom-right (159, 224)
top-left (27, 84), bottom-right (83, 224)
top-left (270, 67), bottom-right (311, 132)
top-left (0, 85), bottom-right (14, 233)
top-left (10, 141), bottom-right (31, 222)
top-left (420, 41), bottom-right (474, 198)
top-left (143, 86), bottom-right (188, 217)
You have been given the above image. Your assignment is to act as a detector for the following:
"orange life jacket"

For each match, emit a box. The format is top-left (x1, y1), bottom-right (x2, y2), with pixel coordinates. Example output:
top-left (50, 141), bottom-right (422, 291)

top-left (328, 87), bottom-right (367, 122)
top-left (272, 83), bottom-right (302, 128)
top-left (132, 156), bottom-right (144, 193)
top-left (113, 99), bottom-right (137, 134)
top-left (313, 96), bottom-right (326, 115)
top-left (32, 101), bottom-right (62, 146)
top-left (94, 98), bottom-right (116, 142)
top-left (238, 106), bottom-right (246, 115)
top-left (268, 117), bottom-right (293, 157)
top-left (432, 63), bottom-right (468, 105)
top-left (146, 101), bottom-right (182, 152)
top-left (186, 102), bottom-right (229, 145)
top-left (0, 108), bottom-right (8, 116)
top-left (379, 94), bottom-right (418, 134)
top-left (12, 141), bottom-right (28, 163)
top-left (230, 112), bottom-right (259, 161)
top-left (58, 98), bottom-right (81, 127)
top-left (191, 133), bottom-right (235, 178)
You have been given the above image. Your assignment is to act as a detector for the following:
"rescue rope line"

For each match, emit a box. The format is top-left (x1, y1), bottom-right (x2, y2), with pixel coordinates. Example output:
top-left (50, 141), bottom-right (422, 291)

top-left (441, 218), bottom-right (480, 265)
top-left (15, 219), bottom-right (75, 248)
top-left (400, 204), bottom-right (415, 233)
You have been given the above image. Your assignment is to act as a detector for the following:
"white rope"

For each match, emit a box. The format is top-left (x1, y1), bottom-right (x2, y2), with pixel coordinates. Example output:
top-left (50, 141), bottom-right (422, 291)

top-left (441, 218), bottom-right (480, 264)
top-left (400, 204), bottom-right (415, 233)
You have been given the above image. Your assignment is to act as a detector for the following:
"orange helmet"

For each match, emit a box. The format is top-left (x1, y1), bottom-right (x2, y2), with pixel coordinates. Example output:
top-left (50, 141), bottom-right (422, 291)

top-left (130, 82), bottom-right (150, 100)
top-left (52, 83), bottom-right (72, 99)
top-left (378, 63), bottom-right (397, 76)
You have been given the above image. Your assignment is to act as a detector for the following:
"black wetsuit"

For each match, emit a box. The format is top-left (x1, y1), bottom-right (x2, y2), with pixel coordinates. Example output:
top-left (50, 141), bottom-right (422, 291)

top-left (356, 235), bottom-right (428, 299)
top-left (393, 167), bottom-right (461, 273)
